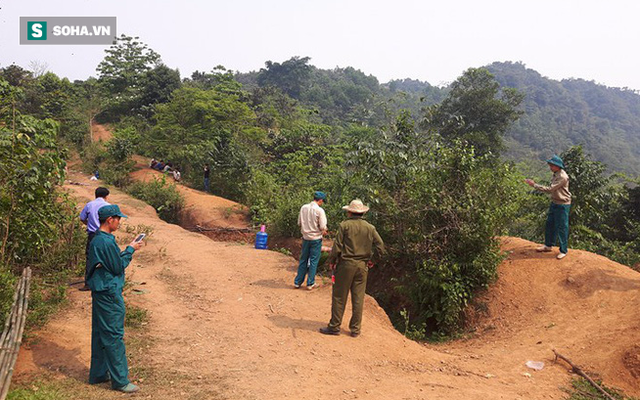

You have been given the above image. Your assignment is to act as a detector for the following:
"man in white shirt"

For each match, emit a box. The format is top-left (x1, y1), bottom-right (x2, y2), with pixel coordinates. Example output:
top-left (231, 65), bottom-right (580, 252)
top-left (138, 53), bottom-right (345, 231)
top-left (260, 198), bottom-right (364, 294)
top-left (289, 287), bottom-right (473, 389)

top-left (295, 191), bottom-right (328, 290)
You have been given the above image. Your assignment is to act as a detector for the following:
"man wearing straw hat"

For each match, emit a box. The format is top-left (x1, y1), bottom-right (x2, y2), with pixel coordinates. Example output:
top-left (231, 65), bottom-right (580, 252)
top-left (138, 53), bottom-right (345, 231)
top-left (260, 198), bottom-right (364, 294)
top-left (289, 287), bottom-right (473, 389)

top-left (320, 199), bottom-right (384, 337)
top-left (525, 155), bottom-right (572, 260)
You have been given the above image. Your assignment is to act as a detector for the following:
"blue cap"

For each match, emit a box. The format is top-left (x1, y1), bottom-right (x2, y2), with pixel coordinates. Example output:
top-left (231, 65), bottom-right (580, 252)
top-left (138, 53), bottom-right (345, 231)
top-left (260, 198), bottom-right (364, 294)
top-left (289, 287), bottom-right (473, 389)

top-left (313, 191), bottom-right (327, 203)
top-left (98, 204), bottom-right (128, 221)
top-left (546, 155), bottom-right (565, 169)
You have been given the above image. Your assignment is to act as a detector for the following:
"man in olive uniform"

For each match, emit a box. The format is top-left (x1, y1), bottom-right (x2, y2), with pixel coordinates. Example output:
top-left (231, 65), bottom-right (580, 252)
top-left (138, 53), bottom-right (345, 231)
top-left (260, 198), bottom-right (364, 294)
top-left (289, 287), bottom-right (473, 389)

top-left (87, 205), bottom-right (143, 393)
top-left (320, 199), bottom-right (384, 337)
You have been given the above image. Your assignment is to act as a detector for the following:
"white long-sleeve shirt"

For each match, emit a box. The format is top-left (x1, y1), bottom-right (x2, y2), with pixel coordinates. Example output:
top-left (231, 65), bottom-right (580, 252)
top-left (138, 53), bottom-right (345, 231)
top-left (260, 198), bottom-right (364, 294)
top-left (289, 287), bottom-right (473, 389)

top-left (298, 201), bottom-right (327, 241)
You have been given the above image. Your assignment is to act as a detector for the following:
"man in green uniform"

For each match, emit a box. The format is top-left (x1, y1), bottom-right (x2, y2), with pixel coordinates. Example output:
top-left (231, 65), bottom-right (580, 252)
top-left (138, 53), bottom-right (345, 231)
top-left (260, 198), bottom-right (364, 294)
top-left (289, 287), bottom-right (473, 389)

top-left (320, 199), bottom-right (384, 337)
top-left (87, 204), bottom-right (143, 393)
top-left (525, 155), bottom-right (572, 259)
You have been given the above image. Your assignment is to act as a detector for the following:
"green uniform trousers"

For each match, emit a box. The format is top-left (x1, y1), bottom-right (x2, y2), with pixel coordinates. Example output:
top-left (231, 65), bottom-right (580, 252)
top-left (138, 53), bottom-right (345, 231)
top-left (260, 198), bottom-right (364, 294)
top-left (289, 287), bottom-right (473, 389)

top-left (328, 260), bottom-right (368, 334)
top-left (545, 203), bottom-right (571, 254)
top-left (90, 289), bottom-right (129, 389)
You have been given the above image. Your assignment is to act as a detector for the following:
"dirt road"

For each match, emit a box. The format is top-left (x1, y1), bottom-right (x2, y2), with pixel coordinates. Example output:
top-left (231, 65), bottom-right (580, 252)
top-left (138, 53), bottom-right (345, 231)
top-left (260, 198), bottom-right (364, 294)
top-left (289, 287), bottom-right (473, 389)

top-left (12, 171), bottom-right (640, 399)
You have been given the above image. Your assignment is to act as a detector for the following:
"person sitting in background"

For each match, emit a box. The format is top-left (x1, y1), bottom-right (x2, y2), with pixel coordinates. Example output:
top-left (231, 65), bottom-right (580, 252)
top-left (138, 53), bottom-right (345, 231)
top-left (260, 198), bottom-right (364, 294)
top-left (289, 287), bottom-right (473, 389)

top-left (155, 161), bottom-right (165, 171)
top-left (172, 169), bottom-right (181, 182)
top-left (149, 158), bottom-right (157, 169)
top-left (163, 163), bottom-right (172, 173)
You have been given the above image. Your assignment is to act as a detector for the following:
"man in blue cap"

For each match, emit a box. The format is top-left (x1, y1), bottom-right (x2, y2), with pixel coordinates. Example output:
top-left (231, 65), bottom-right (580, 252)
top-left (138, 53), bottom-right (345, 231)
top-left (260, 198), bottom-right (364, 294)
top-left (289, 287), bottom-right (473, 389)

top-left (525, 155), bottom-right (572, 259)
top-left (87, 204), bottom-right (143, 393)
top-left (295, 191), bottom-right (328, 290)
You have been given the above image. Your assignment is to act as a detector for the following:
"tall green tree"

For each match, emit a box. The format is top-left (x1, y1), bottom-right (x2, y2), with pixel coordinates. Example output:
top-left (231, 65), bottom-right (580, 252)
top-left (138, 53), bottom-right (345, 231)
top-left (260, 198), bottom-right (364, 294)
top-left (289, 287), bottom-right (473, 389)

top-left (423, 68), bottom-right (524, 158)
top-left (136, 64), bottom-right (181, 117)
top-left (96, 34), bottom-right (161, 118)
top-left (257, 56), bottom-right (312, 98)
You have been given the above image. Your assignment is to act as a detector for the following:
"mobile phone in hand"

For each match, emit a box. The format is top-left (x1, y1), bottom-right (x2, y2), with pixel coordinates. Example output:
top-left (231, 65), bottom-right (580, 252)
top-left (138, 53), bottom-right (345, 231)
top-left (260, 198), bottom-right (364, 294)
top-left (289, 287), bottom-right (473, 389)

top-left (134, 233), bottom-right (146, 242)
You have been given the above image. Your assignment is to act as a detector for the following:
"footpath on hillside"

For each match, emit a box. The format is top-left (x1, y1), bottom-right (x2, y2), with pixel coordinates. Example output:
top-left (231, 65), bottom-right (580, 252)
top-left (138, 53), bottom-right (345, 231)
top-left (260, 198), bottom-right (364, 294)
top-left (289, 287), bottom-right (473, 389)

top-left (11, 167), bottom-right (640, 400)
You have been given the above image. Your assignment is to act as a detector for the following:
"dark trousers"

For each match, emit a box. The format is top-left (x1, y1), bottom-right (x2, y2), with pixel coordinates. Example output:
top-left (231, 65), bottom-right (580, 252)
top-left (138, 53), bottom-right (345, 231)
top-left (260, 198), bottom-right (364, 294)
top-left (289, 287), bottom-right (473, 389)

top-left (85, 231), bottom-right (96, 284)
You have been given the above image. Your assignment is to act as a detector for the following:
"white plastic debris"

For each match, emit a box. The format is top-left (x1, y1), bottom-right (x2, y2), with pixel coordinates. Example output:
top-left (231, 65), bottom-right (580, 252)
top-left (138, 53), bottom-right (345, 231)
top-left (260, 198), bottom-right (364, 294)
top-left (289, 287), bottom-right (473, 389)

top-left (525, 360), bottom-right (545, 371)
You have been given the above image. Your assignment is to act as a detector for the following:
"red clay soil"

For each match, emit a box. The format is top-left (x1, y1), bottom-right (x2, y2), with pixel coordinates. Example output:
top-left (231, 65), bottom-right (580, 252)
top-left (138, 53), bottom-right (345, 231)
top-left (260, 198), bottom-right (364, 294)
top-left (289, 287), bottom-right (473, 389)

top-left (91, 122), bottom-right (113, 143)
top-left (12, 171), bottom-right (640, 398)
top-left (129, 155), bottom-right (251, 239)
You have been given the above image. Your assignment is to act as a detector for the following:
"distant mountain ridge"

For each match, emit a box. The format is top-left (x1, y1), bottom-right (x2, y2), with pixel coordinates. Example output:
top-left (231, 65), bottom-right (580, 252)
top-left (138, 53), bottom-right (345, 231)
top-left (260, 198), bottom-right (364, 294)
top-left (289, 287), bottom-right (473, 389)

top-left (238, 59), bottom-right (640, 175)
top-left (486, 61), bottom-right (640, 174)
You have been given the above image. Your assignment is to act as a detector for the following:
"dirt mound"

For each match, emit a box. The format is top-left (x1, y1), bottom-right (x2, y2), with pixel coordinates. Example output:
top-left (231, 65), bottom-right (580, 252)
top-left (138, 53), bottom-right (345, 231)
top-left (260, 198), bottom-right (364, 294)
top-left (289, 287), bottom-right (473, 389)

top-left (12, 168), bottom-right (640, 399)
top-left (130, 155), bottom-right (250, 234)
top-left (461, 237), bottom-right (640, 395)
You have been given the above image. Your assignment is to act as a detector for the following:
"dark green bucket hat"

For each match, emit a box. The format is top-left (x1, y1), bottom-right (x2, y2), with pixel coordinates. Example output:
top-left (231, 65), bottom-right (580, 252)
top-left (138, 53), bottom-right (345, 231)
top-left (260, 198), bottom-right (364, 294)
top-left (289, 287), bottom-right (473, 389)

top-left (98, 204), bottom-right (128, 221)
top-left (546, 155), bottom-right (565, 169)
top-left (314, 191), bottom-right (327, 203)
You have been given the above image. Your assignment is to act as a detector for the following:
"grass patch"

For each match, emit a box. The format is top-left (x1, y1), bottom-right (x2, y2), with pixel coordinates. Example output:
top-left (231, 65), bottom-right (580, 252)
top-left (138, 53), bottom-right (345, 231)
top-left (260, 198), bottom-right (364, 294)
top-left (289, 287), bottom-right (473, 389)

top-left (564, 377), bottom-right (637, 400)
top-left (125, 303), bottom-right (149, 328)
top-left (7, 381), bottom-right (69, 400)
top-left (26, 278), bottom-right (69, 333)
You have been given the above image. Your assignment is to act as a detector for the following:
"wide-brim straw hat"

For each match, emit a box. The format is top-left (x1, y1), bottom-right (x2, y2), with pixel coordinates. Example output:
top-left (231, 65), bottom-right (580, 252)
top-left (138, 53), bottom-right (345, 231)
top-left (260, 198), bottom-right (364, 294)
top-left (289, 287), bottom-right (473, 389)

top-left (342, 199), bottom-right (370, 213)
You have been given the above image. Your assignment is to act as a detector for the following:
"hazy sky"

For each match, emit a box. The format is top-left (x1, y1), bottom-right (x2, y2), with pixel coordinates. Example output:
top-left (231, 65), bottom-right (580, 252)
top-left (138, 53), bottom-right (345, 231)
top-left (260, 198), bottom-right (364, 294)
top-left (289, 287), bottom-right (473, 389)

top-left (1, 0), bottom-right (639, 90)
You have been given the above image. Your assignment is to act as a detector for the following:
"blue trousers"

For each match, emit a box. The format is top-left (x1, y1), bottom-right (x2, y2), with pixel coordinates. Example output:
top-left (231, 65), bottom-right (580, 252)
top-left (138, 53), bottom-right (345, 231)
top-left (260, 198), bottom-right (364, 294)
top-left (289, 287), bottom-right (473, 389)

top-left (545, 203), bottom-right (571, 254)
top-left (204, 177), bottom-right (210, 192)
top-left (295, 239), bottom-right (322, 286)
top-left (90, 289), bottom-right (129, 389)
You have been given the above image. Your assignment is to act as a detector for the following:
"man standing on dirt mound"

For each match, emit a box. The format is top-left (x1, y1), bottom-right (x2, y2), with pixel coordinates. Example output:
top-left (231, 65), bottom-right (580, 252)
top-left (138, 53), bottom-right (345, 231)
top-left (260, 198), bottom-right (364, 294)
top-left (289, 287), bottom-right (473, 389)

top-left (79, 187), bottom-right (110, 291)
top-left (525, 155), bottom-right (572, 260)
top-left (295, 191), bottom-right (328, 290)
top-left (320, 199), bottom-right (384, 337)
top-left (87, 204), bottom-right (143, 393)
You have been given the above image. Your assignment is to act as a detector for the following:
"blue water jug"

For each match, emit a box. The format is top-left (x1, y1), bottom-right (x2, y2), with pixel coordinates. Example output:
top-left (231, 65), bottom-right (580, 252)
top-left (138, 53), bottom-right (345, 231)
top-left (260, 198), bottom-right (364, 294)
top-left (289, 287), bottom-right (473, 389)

top-left (255, 225), bottom-right (268, 249)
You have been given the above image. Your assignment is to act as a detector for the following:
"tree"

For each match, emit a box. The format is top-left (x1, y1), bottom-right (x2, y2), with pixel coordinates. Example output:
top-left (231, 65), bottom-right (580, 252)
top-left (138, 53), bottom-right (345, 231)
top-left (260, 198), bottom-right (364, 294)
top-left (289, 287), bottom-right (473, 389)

top-left (560, 146), bottom-right (614, 229)
top-left (423, 68), bottom-right (524, 158)
top-left (189, 66), bottom-right (242, 93)
top-left (96, 34), bottom-right (161, 118)
top-left (136, 64), bottom-right (181, 117)
top-left (345, 113), bottom-right (523, 334)
top-left (257, 56), bottom-right (312, 98)
top-left (37, 72), bottom-right (73, 119)
top-left (146, 86), bottom-right (260, 199)
top-left (97, 34), bottom-right (161, 94)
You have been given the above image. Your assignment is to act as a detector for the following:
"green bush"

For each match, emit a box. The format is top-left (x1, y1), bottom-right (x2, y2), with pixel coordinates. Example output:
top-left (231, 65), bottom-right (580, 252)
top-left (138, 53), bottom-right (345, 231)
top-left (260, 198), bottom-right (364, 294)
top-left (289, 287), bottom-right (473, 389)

top-left (0, 109), bottom-right (85, 330)
top-left (346, 114), bottom-right (523, 334)
top-left (127, 176), bottom-right (185, 224)
top-left (0, 268), bottom-right (17, 326)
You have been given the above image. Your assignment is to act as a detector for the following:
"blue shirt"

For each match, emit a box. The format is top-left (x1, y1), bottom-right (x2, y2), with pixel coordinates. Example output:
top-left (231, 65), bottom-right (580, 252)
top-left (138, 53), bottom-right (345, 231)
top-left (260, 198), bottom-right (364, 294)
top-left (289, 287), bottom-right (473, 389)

top-left (87, 230), bottom-right (135, 292)
top-left (79, 197), bottom-right (110, 233)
